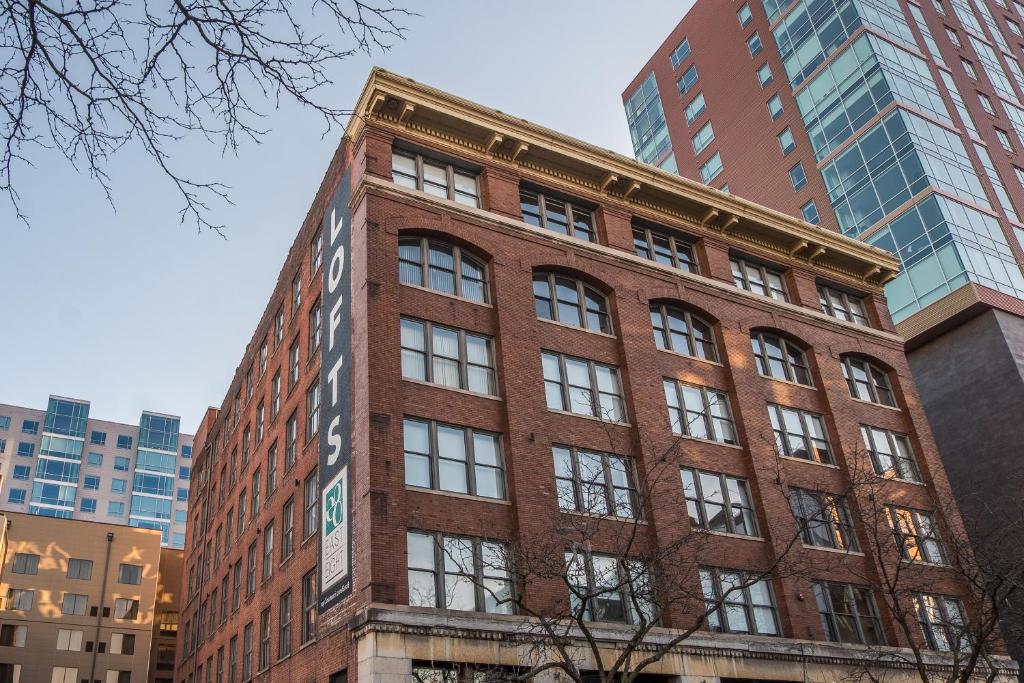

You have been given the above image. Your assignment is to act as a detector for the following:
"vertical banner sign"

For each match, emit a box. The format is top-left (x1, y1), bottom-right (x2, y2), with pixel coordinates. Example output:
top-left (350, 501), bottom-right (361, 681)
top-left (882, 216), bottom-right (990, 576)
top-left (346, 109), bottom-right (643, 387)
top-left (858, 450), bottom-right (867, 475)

top-left (319, 167), bottom-right (353, 611)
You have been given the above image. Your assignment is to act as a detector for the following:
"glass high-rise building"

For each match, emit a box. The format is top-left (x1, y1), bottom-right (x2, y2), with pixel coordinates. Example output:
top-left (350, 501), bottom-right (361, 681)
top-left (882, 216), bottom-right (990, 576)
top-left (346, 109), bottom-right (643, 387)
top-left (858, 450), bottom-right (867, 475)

top-left (0, 396), bottom-right (193, 548)
top-left (623, 0), bottom-right (1024, 660)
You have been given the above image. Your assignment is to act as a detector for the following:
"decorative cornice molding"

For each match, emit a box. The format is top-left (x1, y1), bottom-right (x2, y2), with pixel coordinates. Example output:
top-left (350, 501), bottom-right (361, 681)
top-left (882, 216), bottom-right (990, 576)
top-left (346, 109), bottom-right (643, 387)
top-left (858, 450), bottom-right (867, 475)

top-left (345, 69), bottom-right (899, 288)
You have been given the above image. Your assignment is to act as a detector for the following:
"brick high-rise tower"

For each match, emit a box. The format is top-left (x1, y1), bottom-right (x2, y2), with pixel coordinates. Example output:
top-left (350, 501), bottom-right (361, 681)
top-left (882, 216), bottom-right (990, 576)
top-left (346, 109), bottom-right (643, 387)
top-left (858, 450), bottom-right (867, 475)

top-left (175, 69), bottom-right (1016, 682)
top-left (623, 0), bottom-right (1024, 661)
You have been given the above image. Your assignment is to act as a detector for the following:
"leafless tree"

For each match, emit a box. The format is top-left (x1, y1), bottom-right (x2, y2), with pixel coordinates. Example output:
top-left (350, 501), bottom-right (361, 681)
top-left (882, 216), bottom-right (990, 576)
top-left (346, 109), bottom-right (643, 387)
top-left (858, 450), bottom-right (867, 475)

top-left (410, 402), bottom-right (848, 683)
top-left (839, 449), bottom-right (1023, 683)
top-left (1, 0), bottom-right (411, 232)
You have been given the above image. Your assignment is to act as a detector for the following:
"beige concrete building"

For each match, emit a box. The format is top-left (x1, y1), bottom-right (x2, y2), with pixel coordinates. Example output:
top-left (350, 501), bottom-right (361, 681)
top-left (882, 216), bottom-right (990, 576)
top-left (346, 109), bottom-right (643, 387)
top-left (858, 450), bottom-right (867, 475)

top-left (0, 512), bottom-right (164, 683)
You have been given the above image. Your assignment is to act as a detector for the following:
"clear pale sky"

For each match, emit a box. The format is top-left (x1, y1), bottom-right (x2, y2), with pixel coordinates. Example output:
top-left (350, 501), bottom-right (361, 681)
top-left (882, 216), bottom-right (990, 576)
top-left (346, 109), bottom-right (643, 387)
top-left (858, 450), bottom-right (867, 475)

top-left (0, 1), bottom-right (691, 433)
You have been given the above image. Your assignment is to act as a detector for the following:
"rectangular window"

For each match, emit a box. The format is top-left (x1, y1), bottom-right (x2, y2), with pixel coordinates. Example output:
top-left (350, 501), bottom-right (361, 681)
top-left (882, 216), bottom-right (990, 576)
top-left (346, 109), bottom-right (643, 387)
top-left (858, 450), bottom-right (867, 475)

top-left (978, 92), bottom-right (995, 115)
top-left (15, 443), bottom-right (32, 458)
top-left (0, 625), bottom-right (25, 647)
top-left (84, 475), bottom-right (100, 490)
top-left (56, 628), bottom-right (83, 650)
top-left (309, 298), bottom-right (322, 353)
top-left (691, 121), bottom-right (714, 154)
top-left (915, 593), bottom-right (967, 651)
top-left (7, 589), bottom-right (33, 610)
top-left (278, 589), bottom-right (293, 659)
top-left (670, 37), bottom-right (691, 68)
top-left (564, 551), bottom-right (653, 624)
top-left (274, 308), bottom-right (285, 347)
top-left (110, 632), bottom-right (136, 654)
top-left (663, 379), bottom-right (737, 444)
top-left (108, 501), bottom-right (124, 516)
top-left (282, 497), bottom-right (295, 560)
top-left (114, 456), bottom-right (130, 471)
top-left (542, 351), bottom-right (625, 421)
top-left (768, 404), bottom-right (833, 463)
top-left (61, 593), bottom-right (88, 616)
top-left (303, 469), bottom-right (318, 539)
top-left (118, 563), bottom-right (142, 585)
top-left (292, 272), bottom-right (302, 315)
top-left (391, 150), bottom-right (479, 207)
top-left (12, 553), bottom-right (39, 574)
top-left (767, 94), bottom-right (783, 120)
top-left (401, 317), bottom-right (497, 395)
top-left (267, 442), bottom-right (278, 495)
top-left (21, 420), bottom-right (38, 435)
top-left (6, 489), bottom-right (25, 504)
top-left (246, 543), bottom-right (257, 596)
top-left (699, 152), bottom-right (723, 183)
top-left (738, 3), bottom-right (752, 26)
top-left (684, 92), bottom-right (706, 124)
top-left (256, 401), bottom-right (265, 444)
top-left (263, 522), bottom-right (275, 579)
top-left (801, 200), bottom-right (820, 224)
top-left (701, 567), bottom-right (778, 635)
top-left (861, 426), bottom-right (921, 482)
top-left (259, 340), bottom-right (268, 377)
top-left (519, 187), bottom-right (595, 242)
top-left (0, 415), bottom-right (8, 430)
top-left (633, 224), bottom-right (698, 273)
top-left (229, 635), bottom-right (238, 682)
top-left (757, 63), bottom-right (773, 86)
top-left (67, 558), bottom-right (93, 580)
top-left (747, 32), bottom-right (763, 56)
top-left (289, 339), bottom-right (300, 389)
top-left (962, 58), bottom-right (977, 79)
top-left (271, 372), bottom-right (281, 420)
top-left (778, 127), bottom-right (795, 154)
top-left (815, 582), bottom-right (885, 644)
top-left (301, 569), bottom-right (317, 643)
top-left (90, 430), bottom-right (106, 445)
top-left (678, 64), bottom-right (699, 95)
top-left (997, 128), bottom-right (1015, 152)
top-left (789, 162), bottom-right (807, 190)
top-left (259, 607), bottom-right (271, 670)
top-left (51, 667), bottom-right (77, 683)
top-left (403, 418), bottom-right (505, 498)
top-left (232, 562), bottom-right (242, 610)
top-left (818, 284), bottom-right (869, 325)
top-left (242, 622), bottom-right (253, 680)
top-left (251, 468), bottom-right (261, 519)
top-left (285, 412), bottom-right (298, 471)
top-left (306, 382), bottom-right (320, 441)
top-left (407, 531), bottom-right (512, 614)
top-left (682, 468), bottom-right (757, 536)
top-left (80, 497), bottom-right (97, 513)
top-left (116, 435), bottom-right (132, 449)
top-left (114, 598), bottom-right (139, 620)
top-left (791, 489), bottom-right (857, 549)
top-left (553, 445), bottom-right (636, 518)
top-left (889, 507), bottom-right (946, 563)
top-left (731, 256), bottom-right (788, 301)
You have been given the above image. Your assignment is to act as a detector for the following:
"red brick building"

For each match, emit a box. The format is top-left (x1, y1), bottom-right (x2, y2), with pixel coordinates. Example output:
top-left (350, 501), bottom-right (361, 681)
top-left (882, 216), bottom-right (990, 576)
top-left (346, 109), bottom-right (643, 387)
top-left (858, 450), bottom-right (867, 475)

top-left (175, 69), bottom-right (1015, 682)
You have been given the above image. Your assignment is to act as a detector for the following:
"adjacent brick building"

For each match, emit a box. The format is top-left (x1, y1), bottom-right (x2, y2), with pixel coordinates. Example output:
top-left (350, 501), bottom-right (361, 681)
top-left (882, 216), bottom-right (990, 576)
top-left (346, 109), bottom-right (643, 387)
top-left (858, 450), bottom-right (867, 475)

top-left (622, 0), bottom-right (1024, 660)
top-left (176, 68), bottom-right (1015, 682)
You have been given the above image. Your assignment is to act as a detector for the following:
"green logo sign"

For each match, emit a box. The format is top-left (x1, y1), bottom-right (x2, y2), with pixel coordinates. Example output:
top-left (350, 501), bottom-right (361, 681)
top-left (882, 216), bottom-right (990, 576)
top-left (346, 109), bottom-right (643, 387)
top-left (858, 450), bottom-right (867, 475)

top-left (324, 478), bottom-right (345, 536)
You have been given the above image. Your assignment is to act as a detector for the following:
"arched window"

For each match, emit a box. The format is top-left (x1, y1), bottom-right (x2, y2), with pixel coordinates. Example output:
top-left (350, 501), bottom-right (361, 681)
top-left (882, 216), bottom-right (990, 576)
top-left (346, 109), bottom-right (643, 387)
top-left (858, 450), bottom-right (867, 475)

top-left (751, 332), bottom-right (812, 385)
top-left (398, 237), bottom-right (488, 303)
top-left (533, 273), bottom-right (611, 334)
top-left (841, 357), bottom-right (896, 407)
top-left (650, 304), bottom-right (717, 362)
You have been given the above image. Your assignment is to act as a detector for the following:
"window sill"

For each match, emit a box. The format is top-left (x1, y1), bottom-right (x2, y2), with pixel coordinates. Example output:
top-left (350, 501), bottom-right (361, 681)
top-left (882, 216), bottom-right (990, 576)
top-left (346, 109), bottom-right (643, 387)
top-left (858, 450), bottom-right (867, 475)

top-left (406, 486), bottom-right (512, 505)
top-left (777, 455), bottom-right (839, 470)
top-left (876, 474), bottom-right (925, 487)
top-left (298, 638), bottom-right (317, 652)
top-left (400, 282), bottom-right (493, 308)
top-left (547, 408), bottom-right (630, 426)
top-left (656, 346), bottom-right (723, 367)
top-left (538, 317), bottom-right (616, 339)
top-left (671, 432), bottom-right (743, 450)
top-left (561, 509), bottom-right (646, 524)
top-left (760, 374), bottom-right (817, 391)
top-left (850, 397), bottom-right (902, 412)
top-left (300, 533), bottom-right (316, 550)
top-left (899, 559), bottom-right (949, 568)
top-left (697, 528), bottom-right (764, 542)
top-left (402, 378), bottom-right (502, 401)
top-left (802, 544), bottom-right (864, 556)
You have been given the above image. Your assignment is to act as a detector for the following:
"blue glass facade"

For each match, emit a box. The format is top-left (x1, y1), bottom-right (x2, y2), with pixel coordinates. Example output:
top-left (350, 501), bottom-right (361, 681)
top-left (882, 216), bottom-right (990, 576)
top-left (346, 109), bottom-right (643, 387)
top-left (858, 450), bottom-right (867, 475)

top-left (868, 194), bottom-right (1024, 319)
top-left (626, 72), bottom-right (677, 171)
top-left (0, 397), bottom-right (191, 548)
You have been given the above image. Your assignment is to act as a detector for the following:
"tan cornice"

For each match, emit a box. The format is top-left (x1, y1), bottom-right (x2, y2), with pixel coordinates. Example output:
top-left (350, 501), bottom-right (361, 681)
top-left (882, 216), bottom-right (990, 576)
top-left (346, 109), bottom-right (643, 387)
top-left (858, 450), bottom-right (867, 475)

top-left (355, 176), bottom-right (906, 348)
top-left (346, 68), bottom-right (899, 287)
